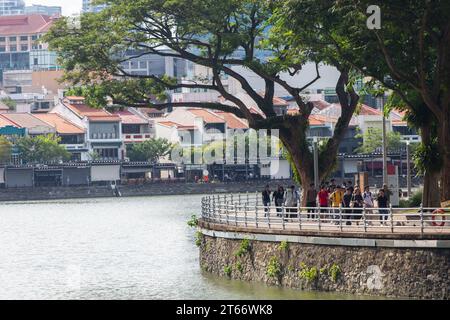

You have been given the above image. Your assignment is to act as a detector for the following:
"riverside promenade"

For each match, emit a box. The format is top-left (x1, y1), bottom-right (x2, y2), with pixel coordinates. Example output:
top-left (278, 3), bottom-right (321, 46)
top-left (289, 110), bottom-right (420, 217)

top-left (198, 194), bottom-right (450, 299)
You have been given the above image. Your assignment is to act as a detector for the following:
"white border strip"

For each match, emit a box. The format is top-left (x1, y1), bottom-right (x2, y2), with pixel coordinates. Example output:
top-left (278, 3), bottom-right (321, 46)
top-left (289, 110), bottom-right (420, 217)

top-left (200, 228), bottom-right (450, 248)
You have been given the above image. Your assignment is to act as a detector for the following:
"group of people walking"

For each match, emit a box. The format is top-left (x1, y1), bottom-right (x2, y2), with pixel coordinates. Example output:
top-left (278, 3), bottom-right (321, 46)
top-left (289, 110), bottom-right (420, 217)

top-left (261, 180), bottom-right (393, 225)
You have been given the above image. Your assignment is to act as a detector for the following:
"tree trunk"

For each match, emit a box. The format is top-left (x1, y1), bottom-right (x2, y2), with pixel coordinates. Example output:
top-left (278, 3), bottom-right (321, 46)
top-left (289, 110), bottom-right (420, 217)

top-left (438, 109), bottom-right (450, 204)
top-left (420, 125), bottom-right (441, 207)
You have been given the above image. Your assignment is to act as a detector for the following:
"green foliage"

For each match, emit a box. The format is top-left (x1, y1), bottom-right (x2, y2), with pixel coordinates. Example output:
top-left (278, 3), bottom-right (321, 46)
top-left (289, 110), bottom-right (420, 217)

top-left (413, 140), bottom-right (442, 175)
top-left (278, 241), bottom-right (289, 251)
top-left (187, 215), bottom-right (199, 228)
top-left (235, 238), bottom-right (251, 257)
top-left (298, 264), bottom-right (318, 282)
top-left (319, 267), bottom-right (327, 275)
top-left (266, 257), bottom-right (281, 278)
top-left (0, 136), bottom-right (12, 164)
top-left (16, 134), bottom-right (70, 164)
top-left (223, 265), bottom-right (232, 277)
top-left (329, 264), bottom-right (341, 282)
top-left (127, 138), bottom-right (173, 163)
top-left (355, 127), bottom-right (403, 154)
top-left (1, 97), bottom-right (16, 111)
top-left (409, 190), bottom-right (423, 207)
top-left (234, 262), bottom-right (243, 273)
top-left (194, 231), bottom-right (202, 247)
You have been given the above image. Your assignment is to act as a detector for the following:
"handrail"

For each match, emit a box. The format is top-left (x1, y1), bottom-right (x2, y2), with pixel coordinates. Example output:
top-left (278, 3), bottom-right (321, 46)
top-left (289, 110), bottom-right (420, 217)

top-left (201, 194), bottom-right (450, 236)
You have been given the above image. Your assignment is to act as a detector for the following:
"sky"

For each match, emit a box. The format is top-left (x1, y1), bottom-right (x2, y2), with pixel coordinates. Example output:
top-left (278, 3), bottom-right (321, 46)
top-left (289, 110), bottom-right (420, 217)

top-left (24, 0), bottom-right (82, 16)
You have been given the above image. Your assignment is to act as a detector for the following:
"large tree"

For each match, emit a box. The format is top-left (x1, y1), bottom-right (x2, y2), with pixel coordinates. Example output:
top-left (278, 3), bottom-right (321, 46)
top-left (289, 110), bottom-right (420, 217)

top-left (127, 138), bottom-right (173, 163)
top-left (277, 0), bottom-right (450, 204)
top-left (0, 136), bottom-right (12, 164)
top-left (16, 134), bottom-right (70, 164)
top-left (45, 0), bottom-right (360, 205)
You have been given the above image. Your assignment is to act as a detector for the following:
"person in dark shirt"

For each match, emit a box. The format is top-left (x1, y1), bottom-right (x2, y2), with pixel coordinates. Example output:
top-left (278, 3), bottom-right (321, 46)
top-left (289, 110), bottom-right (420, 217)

top-left (377, 189), bottom-right (389, 225)
top-left (347, 180), bottom-right (354, 194)
top-left (272, 186), bottom-right (285, 216)
top-left (342, 187), bottom-right (353, 225)
top-left (306, 183), bottom-right (317, 219)
top-left (262, 185), bottom-right (271, 215)
top-left (351, 187), bottom-right (364, 223)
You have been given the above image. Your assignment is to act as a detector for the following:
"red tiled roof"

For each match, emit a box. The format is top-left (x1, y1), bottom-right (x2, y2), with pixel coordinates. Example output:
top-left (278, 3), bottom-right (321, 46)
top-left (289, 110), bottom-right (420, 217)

top-left (158, 121), bottom-right (197, 130)
top-left (359, 104), bottom-right (382, 116)
top-left (310, 100), bottom-right (331, 111)
top-left (33, 113), bottom-right (85, 134)
top-left (188, 109), bottom-right (225, 124)
top-left (62, 98), bottom-right (119, 121)
top-left (1, 113), bottom-right (53, 129)
top-left (214, 111), bottom-right (248, 129)
top-left (0, 114), bottom-right (20, 127)
top-left (0, 14), bottom-right (56, 35)
top-left (114, 110), bottom-right (148, 125)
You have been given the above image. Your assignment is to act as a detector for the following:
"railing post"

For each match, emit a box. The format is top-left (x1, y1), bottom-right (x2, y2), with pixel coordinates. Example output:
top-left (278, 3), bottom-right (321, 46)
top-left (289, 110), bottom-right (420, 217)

top-left (255, 204), bottom-right (259, 228)
top-left (282, 205), bottom-right (286, 230)
top-left (420, 203), bottom-right (424, 235)
top-left (339, 205), bottom-right (343, 232)
top-left (246, 191), bottom-right (249, 206)
top-left (238, 193), bottom-right (241, 206)
top-left (318, 206), bottom-right (321, 231)
top-left (212, 195), bottom-right (216, 222)
top-left (244, 202), bottom-right (248, 228)
top-left (234, 202), bottom-right (238, 227)
top-left (298, 204), bottom-right (302, 230)
top-left (363, 205), bottom-right (367, 233)
top-left (226, 200), bottom-right (229, 225)
top-left (267, 206), bottom-right (271, 229)
top-left (390, 204), bottom-right (394, 233)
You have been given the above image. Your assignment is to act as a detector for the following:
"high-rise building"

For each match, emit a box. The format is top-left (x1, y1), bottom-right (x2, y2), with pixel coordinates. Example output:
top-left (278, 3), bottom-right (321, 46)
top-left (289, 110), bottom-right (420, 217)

top-left (82, 0), bottom-right (108, 13)
top-left (0, 0), bottom-right (25, 16)
top-left (25, 5), bottom-right (62, 16)
top-left (0, 14), bottom-right (60, 86)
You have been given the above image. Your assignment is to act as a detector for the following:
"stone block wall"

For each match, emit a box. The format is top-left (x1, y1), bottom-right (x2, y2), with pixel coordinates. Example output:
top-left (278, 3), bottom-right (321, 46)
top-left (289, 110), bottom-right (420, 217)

top-left (199, 235), bottom-right (449, 299)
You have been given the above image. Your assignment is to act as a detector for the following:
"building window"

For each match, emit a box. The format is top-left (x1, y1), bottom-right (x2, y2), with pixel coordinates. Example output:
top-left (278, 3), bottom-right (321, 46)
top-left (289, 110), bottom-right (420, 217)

top-left (20, 36), bottom-right (28, 41)
top-left (32, 35), bottom-right (38, 41)
top-left (9, 37), bottom-right (17, 42)
top-left (0, 37), bottom-right (5, 42)
top-left (34, 58), bottom-right (38, 65)
top-left (0, 46), bottom-right (5, 52)
top-left (21, 45), bottom-right (28, 52)
top-left (10, 46), bottom-right (17, 52)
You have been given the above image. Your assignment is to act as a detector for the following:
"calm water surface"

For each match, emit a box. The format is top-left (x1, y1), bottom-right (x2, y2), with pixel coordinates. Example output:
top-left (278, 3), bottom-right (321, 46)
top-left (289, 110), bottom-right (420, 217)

top-left (0, 195), bottom-right (374, 300)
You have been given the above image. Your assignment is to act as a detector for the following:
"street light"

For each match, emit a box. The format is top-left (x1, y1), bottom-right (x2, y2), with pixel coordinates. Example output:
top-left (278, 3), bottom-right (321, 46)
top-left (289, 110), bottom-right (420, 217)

top-left (378, 96), bottom-right (388, 186)
top-left (406, 141), bottom-right (411, 198)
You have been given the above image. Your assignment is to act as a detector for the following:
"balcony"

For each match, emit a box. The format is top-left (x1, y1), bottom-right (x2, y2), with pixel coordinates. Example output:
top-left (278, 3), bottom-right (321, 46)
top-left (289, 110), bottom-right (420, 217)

top-left (123, 133), bottom-right (154, 143)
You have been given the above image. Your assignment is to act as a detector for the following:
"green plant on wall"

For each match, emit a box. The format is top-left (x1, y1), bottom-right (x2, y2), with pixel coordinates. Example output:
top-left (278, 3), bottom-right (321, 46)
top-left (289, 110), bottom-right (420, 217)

top-left (224, 265), bottom-right (232, 277)
top-left (234, 262), bottom-right (243, 273)
top-left (329, 264), bottom-right (341, 282)
top-left (235, 238), bottom-right (251, 257)
top-left (278, 241), bottom-right (289, 251)
top-left (187, 214), bottom-right (199, 228)
top-left (266, 257), bottom-right (281, 278)
top-left (299, 264), bottom-right (318, 282)
top-left (194, 231), bottom-right (202, 247)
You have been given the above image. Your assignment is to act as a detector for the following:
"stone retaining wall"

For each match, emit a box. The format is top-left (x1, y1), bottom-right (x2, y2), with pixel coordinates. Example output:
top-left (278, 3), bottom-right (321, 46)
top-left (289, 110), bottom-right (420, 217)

top-left (198, 227), bottom-right (449, 299)
top-left (0, 180), bottom-right (294, 202)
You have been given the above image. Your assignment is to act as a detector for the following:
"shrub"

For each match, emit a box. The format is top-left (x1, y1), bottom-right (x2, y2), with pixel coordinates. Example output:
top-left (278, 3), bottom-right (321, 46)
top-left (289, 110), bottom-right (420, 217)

top-left (278, 240), bottom-right (289, 251)
top-left (235, 238), bottom-right (251, 257)
top-left (266, 257), bottom-right (281, 278)
top-left (409, 189), bottom-right (423, 207)
top-left (299, 264), bottom-right (318, 282)
top-left (224, 265), bottom-right (232, 276)
top-left (194, 231), bottom-right (202, 247)
top-left (329, 264), bottom-right (341, 282)
top-left (187, 215), bottom-right (199, 228)
top-left (234, 262), bottom-right (243, 273)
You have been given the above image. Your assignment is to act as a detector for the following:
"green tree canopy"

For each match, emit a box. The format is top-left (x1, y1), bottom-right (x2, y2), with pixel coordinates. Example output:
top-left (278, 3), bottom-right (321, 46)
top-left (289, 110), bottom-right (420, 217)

top-left (16, 134), bottom-right (70, 164)
top-left (355, 128), bottom-right (403, 154)
top-left (45, 0), bottom-right (362, 204)
top-left (127, 138), bottom-right (173, 163)
top-left (0, 136), bottom-right (12, 164)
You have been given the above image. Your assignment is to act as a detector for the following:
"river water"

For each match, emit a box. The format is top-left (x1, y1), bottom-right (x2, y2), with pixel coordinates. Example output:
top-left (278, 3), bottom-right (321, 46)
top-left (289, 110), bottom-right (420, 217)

top-left (0, 194), bottom-right (370, 300)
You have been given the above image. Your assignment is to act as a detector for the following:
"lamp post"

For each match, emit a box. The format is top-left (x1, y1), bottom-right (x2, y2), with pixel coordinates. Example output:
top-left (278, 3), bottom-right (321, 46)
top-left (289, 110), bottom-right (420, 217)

top-left (406, 141), bottom-right (411, 198)
top-left (313, 137), bottom-right (319, 189)
top-left (378, 96), bottom-right (388, 186)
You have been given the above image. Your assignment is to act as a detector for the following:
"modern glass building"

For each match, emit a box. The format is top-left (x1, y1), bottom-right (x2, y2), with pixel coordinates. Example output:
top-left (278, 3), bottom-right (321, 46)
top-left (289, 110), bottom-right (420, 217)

top-left (24, 5), bottom-right (61, 16)
top-left (0, 0), bottom-right (25, 16)
top-left (82, 0), bottom-right (108, 13)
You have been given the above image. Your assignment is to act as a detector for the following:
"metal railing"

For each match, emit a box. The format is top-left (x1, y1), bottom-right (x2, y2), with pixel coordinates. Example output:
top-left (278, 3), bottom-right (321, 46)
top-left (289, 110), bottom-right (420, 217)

top-left (201, 193), bottom-right (450, 236)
